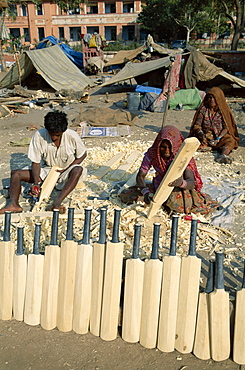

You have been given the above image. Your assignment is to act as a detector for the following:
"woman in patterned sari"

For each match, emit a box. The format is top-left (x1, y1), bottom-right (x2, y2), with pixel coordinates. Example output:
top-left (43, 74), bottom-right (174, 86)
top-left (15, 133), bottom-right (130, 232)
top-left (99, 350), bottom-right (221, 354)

top-left (120, 125), bottom-right (219, 215)
top-left (189, 87), bottom-right (239, 164)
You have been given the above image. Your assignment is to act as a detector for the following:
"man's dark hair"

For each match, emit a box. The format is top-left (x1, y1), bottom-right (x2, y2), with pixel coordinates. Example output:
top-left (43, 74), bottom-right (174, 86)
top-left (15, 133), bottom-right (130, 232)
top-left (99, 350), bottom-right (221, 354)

top-left (44, 110), bottom-right (68, 133)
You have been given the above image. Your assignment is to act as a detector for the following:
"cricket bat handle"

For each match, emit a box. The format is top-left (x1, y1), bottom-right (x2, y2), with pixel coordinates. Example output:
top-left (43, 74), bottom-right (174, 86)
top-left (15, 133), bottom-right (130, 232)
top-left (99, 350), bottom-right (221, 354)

top-left (50, 209), bottom-right (59, 246)
top-left (205, 259), bottom-right (215, 293)
top-left (111, 209), bottom-right (121, 243)
top-left (169, 215), bottom-right (179, 256)
top-left (3, 211), bottom-right (11, 241)
top-left (79, 208), bottom-right (92, 245)
top-left (132, 224), bottom-right (141, 259)
top-left (189, 219), bottom-right (198, 256)
top-left (33, 223), bottom-right (41, 255)
top-left (215, 252), bottom-right (225, 289)
top-left (66, 207), bottom-right (74, 240)
top-left (242, 259), bottom-right (245, 289)
top-left (151, 223), bottom-right (160, 259)
top-left (17, 226), bottom-right (24, 255)
top-left (98, 207), bottom-right (107, 244)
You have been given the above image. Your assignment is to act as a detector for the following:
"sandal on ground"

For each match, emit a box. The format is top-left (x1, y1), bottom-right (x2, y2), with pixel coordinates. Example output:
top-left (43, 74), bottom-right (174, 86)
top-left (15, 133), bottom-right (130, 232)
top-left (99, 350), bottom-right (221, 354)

top-left (215, 154), bottom-right (232, 164)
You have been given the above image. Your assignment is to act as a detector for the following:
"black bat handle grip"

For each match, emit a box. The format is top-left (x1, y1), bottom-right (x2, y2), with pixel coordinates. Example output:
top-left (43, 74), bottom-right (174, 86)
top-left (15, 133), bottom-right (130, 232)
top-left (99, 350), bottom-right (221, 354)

top-left (81, 208), bottom-right (92, 245)
top-left (132, 224), bottom-right (141, 259)
top-left (33, 223), bottom-right (41, 255)
top-left (205, 259), bottom-right (215, 293)
top-left (169, 215), bottom-right (179, 256)
top-left (151, 223), bottom-right (160, 260)
top-left (111, 209), bottom-right (121, 243)
top-left (98, 208), bottom-right (107, 244)
top-left (215, 252), bottom-right (225, 290)
top-left (189, 219), bottom-right (198, 256)
top-left (242, 259), bottom-right (245, 289)
top-left (3, 211), bottom-right (11, 242)
top-left (17, 226), bottom-right (24, 255)
top-left (66, 207), bottom-right (74, 240)
top-left (50, 209), bottom-right (59, 245)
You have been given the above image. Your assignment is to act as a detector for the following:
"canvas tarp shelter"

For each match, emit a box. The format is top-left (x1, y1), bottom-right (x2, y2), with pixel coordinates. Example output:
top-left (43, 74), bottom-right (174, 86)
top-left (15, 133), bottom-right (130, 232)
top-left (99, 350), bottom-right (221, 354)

top-left (101, 56), bottom-right (172, 86)
top-left (0, 44), bottom-right (93, 91)
top-left (102, 48), bottom-right (245, 89)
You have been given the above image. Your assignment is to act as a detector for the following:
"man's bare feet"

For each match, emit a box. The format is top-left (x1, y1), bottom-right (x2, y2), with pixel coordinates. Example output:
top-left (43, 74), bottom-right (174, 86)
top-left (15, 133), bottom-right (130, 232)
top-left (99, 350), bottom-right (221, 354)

top-left (47, 203), bottom-right (66, 214)
top-left (0, 204), bottom-right (23, 214)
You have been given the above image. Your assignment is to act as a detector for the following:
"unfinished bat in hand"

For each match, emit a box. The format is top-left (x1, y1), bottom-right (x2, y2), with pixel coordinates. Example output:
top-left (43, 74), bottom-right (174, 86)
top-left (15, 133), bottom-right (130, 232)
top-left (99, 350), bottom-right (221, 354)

top-left (13, 226), bottom-right (27, 321)
top-left (57, 207), bottom-right (77, 332)
top-left (100, 209), bottom-right (124, 341)
top-left (73, 208), bottom-right (93, 334)
top-left (233, 258), bottom-right (245, 364)
top-left (147, 137), bottom-right (200, 219)
top-left (157, 215), bottom-right (181, 352)
top-left (41, 209), bottom-right (60, 330)
top-left (122, 223), bottom-right (144, 343)
top-left (90, 207), bottom-right (107, 337)
top-left (0, 212), bottom-right (14, 320)
top-left (175, 219), bottom-right (201, 354)
top-left (193, 259), bottom-right (215, 360)
top-left (209, 252), bottom-right (230, 361)
top-left (140, 223), bottom-right (163, 349)
top-left (24, 223), bottom-right (44, 326)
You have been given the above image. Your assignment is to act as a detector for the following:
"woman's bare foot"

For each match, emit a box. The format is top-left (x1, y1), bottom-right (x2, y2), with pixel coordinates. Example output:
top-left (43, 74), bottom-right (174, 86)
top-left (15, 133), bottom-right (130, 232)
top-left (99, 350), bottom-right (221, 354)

top-left (47, 203), bottom-right (66, 214)
top-left (0, 203), bottom-right (23, 214)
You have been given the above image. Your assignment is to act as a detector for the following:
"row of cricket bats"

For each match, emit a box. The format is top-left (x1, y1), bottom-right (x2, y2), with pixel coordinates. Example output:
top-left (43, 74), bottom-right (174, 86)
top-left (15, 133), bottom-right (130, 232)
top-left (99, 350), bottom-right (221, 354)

top-left (0, 210), bottom-right (244, 364)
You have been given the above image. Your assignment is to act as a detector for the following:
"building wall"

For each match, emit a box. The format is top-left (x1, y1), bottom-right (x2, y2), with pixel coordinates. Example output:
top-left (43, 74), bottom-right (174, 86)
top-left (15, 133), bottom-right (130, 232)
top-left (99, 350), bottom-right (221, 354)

top-left (4, 0), bottom-right (144, 45)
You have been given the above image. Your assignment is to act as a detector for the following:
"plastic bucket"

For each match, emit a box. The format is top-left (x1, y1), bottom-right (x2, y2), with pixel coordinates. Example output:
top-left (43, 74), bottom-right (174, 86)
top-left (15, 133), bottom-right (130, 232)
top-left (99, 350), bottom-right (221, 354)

top-left (127, 92), bottom-right (140, 110)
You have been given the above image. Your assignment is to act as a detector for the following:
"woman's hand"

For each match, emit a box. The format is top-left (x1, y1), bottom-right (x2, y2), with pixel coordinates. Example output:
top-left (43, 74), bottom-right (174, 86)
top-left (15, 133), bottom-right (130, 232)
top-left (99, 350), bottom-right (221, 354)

top-left (168, 176), bottom-right (183, 187)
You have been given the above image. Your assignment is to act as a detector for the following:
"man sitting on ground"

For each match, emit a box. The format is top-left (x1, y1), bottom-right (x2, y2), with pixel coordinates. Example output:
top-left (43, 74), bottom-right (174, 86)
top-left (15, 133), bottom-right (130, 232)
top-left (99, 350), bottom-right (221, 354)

top-left (0, 110), bottom-right (87, 214)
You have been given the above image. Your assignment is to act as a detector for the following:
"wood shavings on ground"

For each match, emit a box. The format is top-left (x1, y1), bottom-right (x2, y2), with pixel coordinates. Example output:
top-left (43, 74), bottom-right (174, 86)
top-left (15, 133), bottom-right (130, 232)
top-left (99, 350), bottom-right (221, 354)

top-left (0, 139), bottom-right (241, 266)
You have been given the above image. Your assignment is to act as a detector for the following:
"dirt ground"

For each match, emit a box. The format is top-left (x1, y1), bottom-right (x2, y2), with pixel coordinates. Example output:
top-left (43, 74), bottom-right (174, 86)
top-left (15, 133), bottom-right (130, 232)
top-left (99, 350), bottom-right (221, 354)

top-left (0, 81), bottom-right (245, 369)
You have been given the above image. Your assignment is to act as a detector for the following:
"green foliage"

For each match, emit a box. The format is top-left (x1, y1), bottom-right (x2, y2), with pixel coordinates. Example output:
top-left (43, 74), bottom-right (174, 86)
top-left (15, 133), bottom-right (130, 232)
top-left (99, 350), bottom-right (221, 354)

top-left (103, 40), bottom-right (142, 51)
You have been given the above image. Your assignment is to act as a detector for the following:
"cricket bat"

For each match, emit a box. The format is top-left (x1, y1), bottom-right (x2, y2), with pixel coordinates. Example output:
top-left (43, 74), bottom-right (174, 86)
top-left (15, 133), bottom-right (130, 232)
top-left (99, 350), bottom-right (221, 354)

top-left (233, 259), bottom-right (245, 364)
top-left (90, 207), bottom-right (107, 337)
top-left (193, 259), bottom-right (215, 360)
top-left (57, 207), bottom-right (78, 332)
top-left (139, 223), bottom-right (163, 349)
top-left (73, 208), bottom-right (93, 334)
top-left (175, 219), bottom-right (201, 354)
top-left (13, 226), bottom-right (27, 321)
top-left (157, 215), bottom-right (181, 352)
top-left (209, 252), bottom-right (230, 361)
top-left (122, 223), bottom-right (144, 343)
top-left (0, 211), bottom-right (14, 320)
top-left (40, 209), bottom-right (60, 330)
top-left (24, 223), bottom-right (44, 326)
top-left (100, 209), bottom-right (124, 341)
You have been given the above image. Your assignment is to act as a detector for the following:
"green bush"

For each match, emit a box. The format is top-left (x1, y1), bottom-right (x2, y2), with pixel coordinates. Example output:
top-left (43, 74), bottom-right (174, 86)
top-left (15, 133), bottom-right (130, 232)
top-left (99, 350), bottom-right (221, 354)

top-left (103, 40), bottom-right (143, 51)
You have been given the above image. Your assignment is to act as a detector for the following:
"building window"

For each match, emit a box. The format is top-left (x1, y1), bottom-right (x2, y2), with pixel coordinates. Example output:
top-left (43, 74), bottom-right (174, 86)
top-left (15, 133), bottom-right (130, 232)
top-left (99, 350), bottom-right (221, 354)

top-left (24, 28), bottom-right (30, 42)
top-left (69, 27), bottom-right (81, 41)
top-left (67, 6), bottom-right (80, 15)
top-left (122, 25), bottom-right (135, 41)
top-left (21, 4), bottom-right (27, 16)
top-left (38, 27), bottom-right (45, 41)
top-left (87, 26), bottom-right (99, 35)
top-left (59, 27), bottom-right (64, 40)
top-left (104, 26), bottom-right (116, 41)
top-left (9, 28), bottom-right (20, 38)
top-left (9, 4), bottom-right (17, 16)
top-left (86, 2), bottom-right (98, 14)
top-left (36, 4), bottom-right (43, 16)
top-left (105, 2), bottom-right (116, 13)
top-left (123, 2), bottom-right (134, 13)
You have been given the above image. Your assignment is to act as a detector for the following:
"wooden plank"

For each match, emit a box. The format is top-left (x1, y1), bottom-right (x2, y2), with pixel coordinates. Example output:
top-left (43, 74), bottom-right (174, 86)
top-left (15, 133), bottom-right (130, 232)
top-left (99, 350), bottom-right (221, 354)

top-left (110, 151), bottom-right (141, 181)
top-left (147, 137), bottom-right (200, 219)
top-left (32, 166), bottom-right (62, 211)
top-left (117, 171), bottom-right (138, 194)
top-left (90, 153), bottom-right (125, 179)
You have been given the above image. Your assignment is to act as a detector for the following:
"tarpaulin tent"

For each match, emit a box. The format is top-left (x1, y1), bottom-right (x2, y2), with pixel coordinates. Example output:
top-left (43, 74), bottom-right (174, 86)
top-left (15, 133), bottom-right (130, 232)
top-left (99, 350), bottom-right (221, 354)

top-left (0, 44), bottom-right (93, 91)
top-left (37, 36), bottom-right (83, 69)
